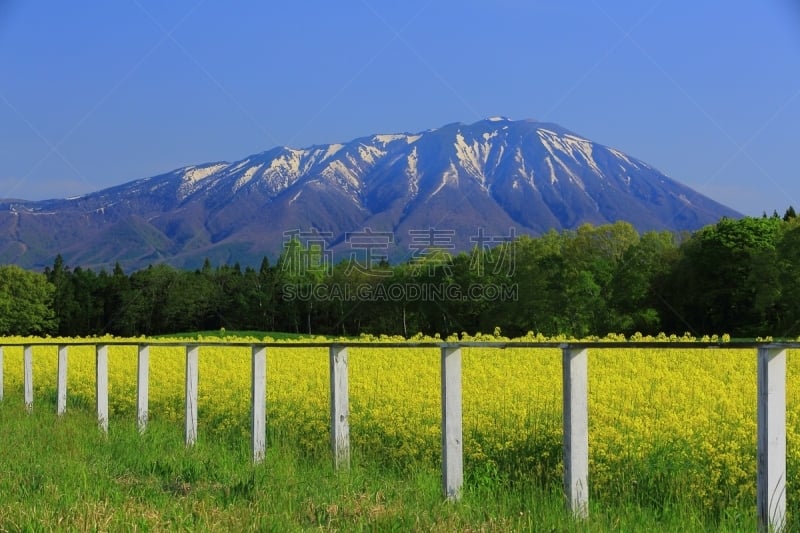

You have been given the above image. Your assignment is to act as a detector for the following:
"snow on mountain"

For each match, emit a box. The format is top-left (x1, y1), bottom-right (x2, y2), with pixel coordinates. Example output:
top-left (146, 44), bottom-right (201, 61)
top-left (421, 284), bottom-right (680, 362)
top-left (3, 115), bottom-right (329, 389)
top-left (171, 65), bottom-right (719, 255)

top-left (0, 117), bottom-right (740, 271)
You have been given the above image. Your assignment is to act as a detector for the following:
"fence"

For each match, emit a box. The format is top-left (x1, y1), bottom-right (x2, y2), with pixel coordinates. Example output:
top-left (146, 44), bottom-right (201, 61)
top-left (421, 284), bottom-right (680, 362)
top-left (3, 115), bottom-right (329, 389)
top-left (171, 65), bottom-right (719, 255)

top-left (0, 340), bottom-right (795, 532)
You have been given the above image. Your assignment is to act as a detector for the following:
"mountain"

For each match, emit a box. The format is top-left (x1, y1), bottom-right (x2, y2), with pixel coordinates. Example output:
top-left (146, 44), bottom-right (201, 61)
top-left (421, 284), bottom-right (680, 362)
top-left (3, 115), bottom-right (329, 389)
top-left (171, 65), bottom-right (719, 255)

top-left (0, 117), bottom-right (739, 271)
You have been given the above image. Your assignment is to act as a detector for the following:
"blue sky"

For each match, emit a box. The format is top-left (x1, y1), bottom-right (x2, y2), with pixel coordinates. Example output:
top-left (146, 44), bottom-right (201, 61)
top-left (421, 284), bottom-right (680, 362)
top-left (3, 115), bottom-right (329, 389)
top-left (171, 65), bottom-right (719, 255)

top-left (1, 1), bottom-right (798, 216)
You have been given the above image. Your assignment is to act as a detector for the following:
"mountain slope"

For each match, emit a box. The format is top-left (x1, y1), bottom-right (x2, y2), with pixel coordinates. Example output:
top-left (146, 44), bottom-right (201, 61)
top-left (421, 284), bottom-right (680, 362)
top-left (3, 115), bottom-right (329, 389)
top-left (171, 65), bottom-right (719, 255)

top-left (0, 117), bottom-right (739, 271)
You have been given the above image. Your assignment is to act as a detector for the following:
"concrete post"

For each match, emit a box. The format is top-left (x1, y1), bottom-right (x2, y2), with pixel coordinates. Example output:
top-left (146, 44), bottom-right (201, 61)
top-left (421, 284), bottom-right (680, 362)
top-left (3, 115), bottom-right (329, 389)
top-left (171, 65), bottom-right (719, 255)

top-left (56, 345), bottom-right (68, 416)
top-left (137, 345), bottom-right (149, 432)
top-left (330, 345), bottom-right (350, 470)
top-left (757, 347), bottom-right (786, 532)
top-left (185, 345), bottom-right (199, 446)
top-left (441, 346), bottom-right (463, 500)
top-left (251, 345), bottom-right (267, 463)
top-left (562, 347), bottom-right (589, 519)
top-left (96, 344), bottom-right (109, 432)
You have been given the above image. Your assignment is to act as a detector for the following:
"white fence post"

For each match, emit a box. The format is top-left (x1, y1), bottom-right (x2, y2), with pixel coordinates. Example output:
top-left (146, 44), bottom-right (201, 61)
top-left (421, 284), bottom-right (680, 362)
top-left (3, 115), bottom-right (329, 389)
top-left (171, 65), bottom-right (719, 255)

top-left (185, 345), bottom-right (199, 446)
top-left (23, 345), bottom-right (33, 412)
top-left (441, 346), bottom-right (463, 500)
top-left (0, 346), bottom-right (4, 401)
top-left (251, 345), bottom-right (267, 463)
top-left (562, 347), bottom-right (589, 519)
top-left (137, 345), bottom-right (149, 433)
top-left (757, 346), bottom-right (787, 533)
top-left (57, 345), bottom-right (68, 416)
top-left (329, 345), bottom-right (350, 470)
top-left (96, 344), bottom-right (109, 432)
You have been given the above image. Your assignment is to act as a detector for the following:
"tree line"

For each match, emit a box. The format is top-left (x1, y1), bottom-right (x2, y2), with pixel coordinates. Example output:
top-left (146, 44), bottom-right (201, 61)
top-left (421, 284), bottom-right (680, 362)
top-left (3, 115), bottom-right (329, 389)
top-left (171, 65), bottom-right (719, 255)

top-left (2, 208), bottom-right (799, 339)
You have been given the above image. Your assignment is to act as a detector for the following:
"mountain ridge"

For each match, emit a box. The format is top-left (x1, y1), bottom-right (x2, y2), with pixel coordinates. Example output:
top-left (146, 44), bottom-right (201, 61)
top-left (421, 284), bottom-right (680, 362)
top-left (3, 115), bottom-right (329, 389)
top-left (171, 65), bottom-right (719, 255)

top-left (0, 117), bottom-right (740, 271)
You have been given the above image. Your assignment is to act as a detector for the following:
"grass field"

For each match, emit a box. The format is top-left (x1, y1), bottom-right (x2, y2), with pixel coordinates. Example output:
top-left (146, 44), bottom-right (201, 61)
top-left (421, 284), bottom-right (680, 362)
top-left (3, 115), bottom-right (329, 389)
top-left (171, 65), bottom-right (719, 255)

top-left (0, 334), bottom-right (797, 530)
top-left (0, 402), bottom-right (774, 531)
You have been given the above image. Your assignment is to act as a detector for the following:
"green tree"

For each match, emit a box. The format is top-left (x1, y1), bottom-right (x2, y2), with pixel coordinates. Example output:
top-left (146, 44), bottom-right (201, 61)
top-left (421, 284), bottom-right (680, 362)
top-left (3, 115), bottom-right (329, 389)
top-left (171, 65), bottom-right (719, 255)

top-left (69, 267), bottom-right (104, 335)
top-left (209, 263), bottom-right (250, 329)
top-left (274, 238), bottom-right (325, 333)
top-left (606, 231), bottom-right (677, 334)
top-left (661, 216), bottom-right (782, 336)
top-left (161, 269), bottom-right (216, 333)
top-left (44, 254), bottom-right (79, 335)
top-left (775, 218), bottom-right (800, 336)
top-left (254, 257), bottom-right (277, 331)
top-left (496, 231), bottom-right (568, 336)
top-left (104, 263), bottom-right (133, 335)
top-left (0, 265), bottom-right (56, 335)
top-left (121, 264), bottom-right (178, 335)
top-left (561, 222), bottom-right (640, 336)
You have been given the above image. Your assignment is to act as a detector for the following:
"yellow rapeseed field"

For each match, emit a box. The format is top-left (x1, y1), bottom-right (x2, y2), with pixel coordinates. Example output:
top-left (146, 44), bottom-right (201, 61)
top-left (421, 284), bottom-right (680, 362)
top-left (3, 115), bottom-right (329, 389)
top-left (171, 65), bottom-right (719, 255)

top-left (1, 335), bottom-right (797, 510)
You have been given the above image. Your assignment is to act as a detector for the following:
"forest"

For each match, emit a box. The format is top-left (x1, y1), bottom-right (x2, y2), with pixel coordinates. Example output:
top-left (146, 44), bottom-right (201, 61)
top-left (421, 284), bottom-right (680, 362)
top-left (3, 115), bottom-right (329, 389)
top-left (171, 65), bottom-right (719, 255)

top-left (2, 208), bottom-right (799, 339)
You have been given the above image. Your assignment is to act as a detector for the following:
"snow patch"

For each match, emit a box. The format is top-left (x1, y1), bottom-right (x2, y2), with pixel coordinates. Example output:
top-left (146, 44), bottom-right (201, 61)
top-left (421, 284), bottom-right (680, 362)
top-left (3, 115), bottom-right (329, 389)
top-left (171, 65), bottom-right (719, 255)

top-left (454, 131), bottom-right (496, 187)
top-left (608, 148), bottom-right (640, 170)
top-left (514, 148), bottom-right (536, 189)
top-left (553, 155), bottom-right (585, 190)
top-left (228, 159), bottom-right (251, 173)
top-left (149, 182), bottom-right (169, 194)
top-left (430, 161), bottom-right (459, 198)
top-left (545, 157), bottom-right (558, 185)
top-left (259, 150), bottom-right (308, 193)
top-left (406, 147), bottom-right (420, 196)
top-left (178, 164), bottom-right (228, 199)
top-left (182, 163), bottom-right (228, 184)
top-left (270, 150), bottom-right (303, 175)
top-left (322, 143), bottom-right (344, 161)
top-left (356, 144), bottom-right (386, 166)
top-left (562, 134), bottom-right (603, 175)
top-left (373, 134), bottom-right (406, 145)
top-left (233, 164), bottom-right (264, 193)
top-left (539, 139), bottom-right (582, 188)
top-left (322, 160), bottom-right (361, 191)
top-left (618, 165), bottom-right (632, 186)
top-left (537, 130), bottom-right (602, 177)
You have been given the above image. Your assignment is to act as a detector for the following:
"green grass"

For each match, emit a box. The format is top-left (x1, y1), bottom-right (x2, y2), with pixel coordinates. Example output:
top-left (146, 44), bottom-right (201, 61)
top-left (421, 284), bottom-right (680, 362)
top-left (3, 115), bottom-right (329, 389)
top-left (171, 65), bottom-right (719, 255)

top-left (0, 399), bottom-right (774, 531)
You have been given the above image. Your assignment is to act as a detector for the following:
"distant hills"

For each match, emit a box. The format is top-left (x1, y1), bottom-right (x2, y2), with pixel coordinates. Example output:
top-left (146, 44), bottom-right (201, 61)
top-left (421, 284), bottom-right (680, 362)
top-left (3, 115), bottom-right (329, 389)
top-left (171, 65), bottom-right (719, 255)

top-left (0, 117), bottom-right (739, 271)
